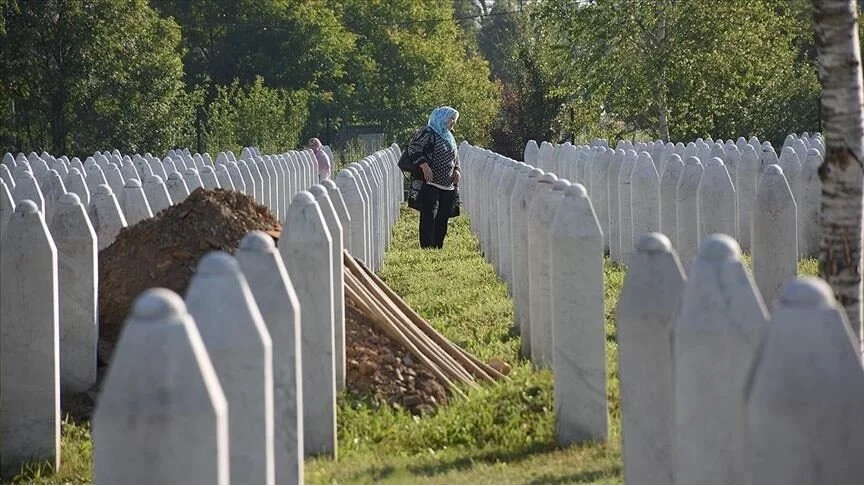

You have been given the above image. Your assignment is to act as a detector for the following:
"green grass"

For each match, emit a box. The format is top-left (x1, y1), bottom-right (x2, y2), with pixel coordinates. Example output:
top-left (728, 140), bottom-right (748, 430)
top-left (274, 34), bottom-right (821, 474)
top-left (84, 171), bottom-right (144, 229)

top-left (306, 208), bottom-right (625, 484)
top-left (8, 206), bottom-right (820, 484)
top-left (8, 418), bottom-right (92, 484)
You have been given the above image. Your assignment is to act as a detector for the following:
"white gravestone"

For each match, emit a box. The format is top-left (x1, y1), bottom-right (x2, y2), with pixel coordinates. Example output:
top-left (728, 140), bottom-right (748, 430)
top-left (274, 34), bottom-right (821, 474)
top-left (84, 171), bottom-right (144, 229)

top-left (321, 179), bottom-right (352, 255)
top-left (238, 161), bottom-right (258, 200)
top-left (166, 171), bottom-right (190, 205)
top-left (88, 184), bottom-right (127, 251)
top-left (227, 162), bottom-right (248, 194)
top-left (309, 185), bottom-right (346, 392)
top-left (512, 168), bottom-right (544, 358)
top-left (745, 278), bottom-right (864, 483)
top-left (120, 178), bottom-right (153, 226)
top-left (347, 165), bottom-right (373, 267)
top-left (589, 148), bottom-right (611, 250)
top-left (183, 167), bottom-right (204, 193)
top-left (616, 233), bottom-right (685, 484)
top-left (350, 163), bottom-right (377, 269)
top-left (1, 163), bottom-right (14, 190)
top-left (50, 158), bottom-right (68, 178)
top-left (263, 156), bottom-right (281, 217)
top-left (161, 156), bottom-right (178, 175)
top-left (698, 157), bottom-right (737, 240)
top-left (39, 169), bottom-right (67, 224)
top-left (736, 144), bottom-right (760, 252)
top-left (799, 148), bottom-right (822, 257)
top-left (0, 200), bottom-right (60, 478)
top-left (265, 156), bottom-right (285, 219)
top-left (252, 158), bottom-right (272, 210)
top-left (143, 175), bottom-right (172, 214)
top-left (64, 168), bottom-right (90, 207)
top-left (133, 155), bottom-right (152, 182)
top-left (50, 193), bottom-right (98, 394)
top-left (93, 288), bottom-right (229, 485)
top-left (630, 151), bottom-right (661, 251)
top-left (13, 166), bottom-right (46, 214)
top-left (85, 163), bottom-right (108, 193)
top-left (199, 165), bottom-right (221, 190)
top-left (659, 154), bottom-right (684, 246)
top-left (30, 156), bottom-right (49, 183)
top-left (752, 164), bottom-right (798, 307)
top-left (120, 160), bottom-right (139, 184)
top-left (335, 169), bottom-right (367, 264)
top-left (150, 158), bottom-right (168, 180)
top-left (185, 252), bottom-right (275, 485)
top-left (279, 192), bottom-right (337, 458)
top-left (247, 159), bottom-right (266, 203)
top-left (524, 140), bottom-right (539, 166)
top-left (607, 149), bottom-right (625, 262)
top-left (777, 146), bottom-right (802, 208)
top-left (675, 156), bottom-right (703, 271)
top-left (527, 174), bottom-right (562, 368)
top-left (104, 163), bottom-right (125, 198)
top-left (550, 183), bottom-right (607, 446)
top-left (236, 232), bottom-right (304, 485)
top-left (672, 234), bottom-right (769, 484)
top-left (504, 164), bottom-right (532, 294)
top-left (0, 179), bottom-right (13, 238)
top-left (498, 162), bottom-right (521, 291)
top-left (215, 164), bottom-right (235, 191)
top-left (617, 151), bottom-right (638, 261)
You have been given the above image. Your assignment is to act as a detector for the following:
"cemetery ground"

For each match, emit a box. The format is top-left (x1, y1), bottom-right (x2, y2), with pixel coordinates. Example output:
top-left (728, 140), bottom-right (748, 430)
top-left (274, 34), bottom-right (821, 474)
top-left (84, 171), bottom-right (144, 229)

top-left (10, 205), bottom-right (818, 485)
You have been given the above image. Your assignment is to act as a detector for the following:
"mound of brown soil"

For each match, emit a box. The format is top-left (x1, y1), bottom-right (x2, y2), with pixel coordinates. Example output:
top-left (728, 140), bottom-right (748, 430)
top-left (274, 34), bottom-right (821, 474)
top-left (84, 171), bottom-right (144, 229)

top-left (345, 301), bottom-right (449, 414)
top-left (97, 188), bottom-right (280, 362)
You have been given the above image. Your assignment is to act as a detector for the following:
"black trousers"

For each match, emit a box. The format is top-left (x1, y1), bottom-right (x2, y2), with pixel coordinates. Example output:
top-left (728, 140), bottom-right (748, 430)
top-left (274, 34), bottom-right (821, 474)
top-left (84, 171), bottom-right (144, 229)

top-left (418, 184), bottom-right (456, 249)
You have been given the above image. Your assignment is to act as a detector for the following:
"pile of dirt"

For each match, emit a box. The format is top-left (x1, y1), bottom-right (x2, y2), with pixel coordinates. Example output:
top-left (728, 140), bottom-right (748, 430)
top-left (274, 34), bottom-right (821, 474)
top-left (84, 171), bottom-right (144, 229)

top-left (79, 186), bottom-right (458, 420)
top-left (97, 188), bottom-right (280, 362)
top-left (345, 301), bottom-right (449, 414)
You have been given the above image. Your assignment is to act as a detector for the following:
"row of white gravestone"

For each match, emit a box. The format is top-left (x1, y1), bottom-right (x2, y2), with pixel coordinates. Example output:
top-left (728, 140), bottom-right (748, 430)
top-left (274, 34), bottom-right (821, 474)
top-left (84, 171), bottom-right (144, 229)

top-left (460, 141), bottom-right (864, 484)
top-left (458, 143), bottom-right (608, 446)
top-left (616, 232), bottom-right (864, 484)
top-left (1, 146), bottom-right (330, 251)
top-left (521, 133), bottom-right (821, 306)
top-left (0, 144), bottom-right (403, 483)
top-left (523, 132), bottom-right (824, 258)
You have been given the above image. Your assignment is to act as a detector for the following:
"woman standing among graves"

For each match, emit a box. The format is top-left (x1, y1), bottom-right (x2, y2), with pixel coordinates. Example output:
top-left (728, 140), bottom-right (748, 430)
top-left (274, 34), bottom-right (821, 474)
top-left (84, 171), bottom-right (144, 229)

top-left (402, 106), bottom-right (461, 249)
top-left (308, 137), bottom-right (332, 181)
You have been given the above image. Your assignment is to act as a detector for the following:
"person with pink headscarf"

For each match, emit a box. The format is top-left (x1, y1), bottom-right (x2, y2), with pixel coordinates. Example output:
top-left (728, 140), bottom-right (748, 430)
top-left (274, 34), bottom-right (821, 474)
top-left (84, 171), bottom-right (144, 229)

top-left (308, 137), bottom-right (332, 181)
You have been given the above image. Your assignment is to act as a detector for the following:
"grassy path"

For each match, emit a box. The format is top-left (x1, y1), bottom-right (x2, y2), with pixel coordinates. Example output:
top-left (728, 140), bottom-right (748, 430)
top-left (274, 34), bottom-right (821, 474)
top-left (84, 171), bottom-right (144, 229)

top-left (306, 208), bottom-right (624, 484)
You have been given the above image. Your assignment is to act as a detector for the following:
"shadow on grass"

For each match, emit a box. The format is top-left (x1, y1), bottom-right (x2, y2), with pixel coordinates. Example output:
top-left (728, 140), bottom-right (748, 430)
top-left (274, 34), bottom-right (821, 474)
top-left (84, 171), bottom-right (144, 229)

top-left (405, 442), bottom-right (559, 477)
top-left (527, 466), bottom-right (622, 484)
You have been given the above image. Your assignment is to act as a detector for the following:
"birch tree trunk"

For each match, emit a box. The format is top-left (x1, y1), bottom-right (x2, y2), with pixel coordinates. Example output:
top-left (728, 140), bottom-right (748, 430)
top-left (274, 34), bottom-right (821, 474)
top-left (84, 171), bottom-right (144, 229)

top-left (813, 0), bottom-right (864, 355)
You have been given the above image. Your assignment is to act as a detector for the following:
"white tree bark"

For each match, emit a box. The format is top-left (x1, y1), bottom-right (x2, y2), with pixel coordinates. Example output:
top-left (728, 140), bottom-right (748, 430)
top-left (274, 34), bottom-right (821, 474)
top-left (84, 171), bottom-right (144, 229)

top-left (813, 0), bottom-right (864, 354)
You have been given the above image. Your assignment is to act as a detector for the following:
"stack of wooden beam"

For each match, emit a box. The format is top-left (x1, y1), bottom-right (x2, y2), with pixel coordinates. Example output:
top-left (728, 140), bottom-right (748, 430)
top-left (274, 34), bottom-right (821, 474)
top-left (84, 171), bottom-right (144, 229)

top-left (343, 251), bottom-right (507, 399)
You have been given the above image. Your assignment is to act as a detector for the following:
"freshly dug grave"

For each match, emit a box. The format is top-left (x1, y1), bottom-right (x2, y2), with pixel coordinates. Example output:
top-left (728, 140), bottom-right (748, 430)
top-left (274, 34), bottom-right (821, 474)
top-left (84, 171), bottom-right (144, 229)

top-left (97, 187), bottom-right (280, 363)
top-left (343, 253), bottom-right (509, 414)
top-left (76, 187), bottom-right (504, 421)
top-left (346, 301), bottom-right (449, 414)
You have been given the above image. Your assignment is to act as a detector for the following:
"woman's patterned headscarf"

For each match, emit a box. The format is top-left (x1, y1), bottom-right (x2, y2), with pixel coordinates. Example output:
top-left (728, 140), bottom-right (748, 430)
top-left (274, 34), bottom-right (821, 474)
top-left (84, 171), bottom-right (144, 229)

top-left (427, 106), bottom-right (459, 150)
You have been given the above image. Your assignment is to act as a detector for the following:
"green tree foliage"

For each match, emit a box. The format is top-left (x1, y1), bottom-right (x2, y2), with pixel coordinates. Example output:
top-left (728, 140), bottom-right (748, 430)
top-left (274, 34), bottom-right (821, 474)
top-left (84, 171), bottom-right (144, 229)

top-left (0, 0), bottom-right (193, 156)
top-left (478, 3), bottom-right (566, 158)
top-left (337, 0), bottom-right (500, 146)
top-left (205, 77), bottom-right (309, 154)
top-left (533, 0), bottom-right (820, 144)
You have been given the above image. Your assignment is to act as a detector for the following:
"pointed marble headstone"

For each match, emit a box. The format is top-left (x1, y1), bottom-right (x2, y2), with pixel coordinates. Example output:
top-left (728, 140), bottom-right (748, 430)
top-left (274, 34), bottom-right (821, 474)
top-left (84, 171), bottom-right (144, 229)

top-left (93, 288), bottom-right (229, 484)
top-left (0, 200), bottom-right (60, 478)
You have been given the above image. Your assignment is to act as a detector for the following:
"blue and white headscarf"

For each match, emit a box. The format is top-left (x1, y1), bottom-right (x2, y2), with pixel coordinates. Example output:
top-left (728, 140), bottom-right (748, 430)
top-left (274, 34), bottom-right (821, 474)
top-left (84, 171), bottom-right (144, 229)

top-left (427, 106), bottom-right (459, 150)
